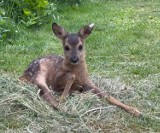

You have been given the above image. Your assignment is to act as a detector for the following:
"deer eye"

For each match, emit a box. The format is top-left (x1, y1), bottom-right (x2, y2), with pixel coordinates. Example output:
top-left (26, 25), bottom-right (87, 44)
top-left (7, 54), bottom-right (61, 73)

top-left (79, 45), bottom-right (83, 51)
top-left (65, 45), bottom-right (70, 51)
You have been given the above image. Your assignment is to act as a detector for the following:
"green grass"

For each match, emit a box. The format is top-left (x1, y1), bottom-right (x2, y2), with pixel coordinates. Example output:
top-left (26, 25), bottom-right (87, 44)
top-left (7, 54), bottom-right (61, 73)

top-left (0, 0), bottom-right (160, 132)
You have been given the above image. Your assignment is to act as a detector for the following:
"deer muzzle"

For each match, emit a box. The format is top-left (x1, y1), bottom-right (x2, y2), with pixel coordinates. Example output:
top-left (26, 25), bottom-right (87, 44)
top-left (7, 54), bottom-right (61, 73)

top-left (70, 57), bottom-right (79, 64)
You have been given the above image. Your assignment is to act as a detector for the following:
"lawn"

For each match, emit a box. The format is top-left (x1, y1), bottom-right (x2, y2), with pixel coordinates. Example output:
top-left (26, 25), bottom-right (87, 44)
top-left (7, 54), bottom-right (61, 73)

top-left (0, 0), bottom-right (160, 132)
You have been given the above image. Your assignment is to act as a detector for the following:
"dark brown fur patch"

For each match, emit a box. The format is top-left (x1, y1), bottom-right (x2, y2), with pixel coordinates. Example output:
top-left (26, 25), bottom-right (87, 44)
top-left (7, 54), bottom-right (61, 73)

top-left (24, 58), bottom-right (41, 77)
top-left (67, 33), bottom-right (79, 46)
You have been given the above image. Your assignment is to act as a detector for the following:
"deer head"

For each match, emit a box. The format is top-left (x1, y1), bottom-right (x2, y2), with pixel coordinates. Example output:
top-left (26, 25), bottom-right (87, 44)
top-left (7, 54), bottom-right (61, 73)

top-left (52, 22), bottom-right (94, 65)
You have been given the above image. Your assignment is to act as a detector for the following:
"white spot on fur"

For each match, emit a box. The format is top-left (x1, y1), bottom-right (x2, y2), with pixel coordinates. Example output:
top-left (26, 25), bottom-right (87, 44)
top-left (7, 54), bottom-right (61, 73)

top-left (40, 58), bottom-right (45, 64)
top-left (29, 72), bottom-right (33, 76)
top-left (89, 23), bottom-right (94, 28)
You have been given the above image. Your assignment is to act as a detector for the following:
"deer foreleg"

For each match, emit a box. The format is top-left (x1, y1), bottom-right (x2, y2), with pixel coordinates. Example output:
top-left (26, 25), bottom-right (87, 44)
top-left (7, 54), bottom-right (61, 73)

top-left (36, 74), bottom-right (59, 110)
top-left (83, 80), bottom-right (141, 117)
top-left (60, 73), bottom-right (75, 102)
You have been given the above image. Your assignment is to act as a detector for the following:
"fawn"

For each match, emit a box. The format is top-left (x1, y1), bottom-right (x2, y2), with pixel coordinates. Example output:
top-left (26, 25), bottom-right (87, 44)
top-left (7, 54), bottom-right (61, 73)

top-left (20, 22), bottom-right (141, 116)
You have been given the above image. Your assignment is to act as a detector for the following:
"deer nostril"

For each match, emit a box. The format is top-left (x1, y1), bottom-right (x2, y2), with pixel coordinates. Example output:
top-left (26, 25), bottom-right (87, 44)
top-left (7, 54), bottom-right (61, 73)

top-left (70, 57), bottom-right (79, 63)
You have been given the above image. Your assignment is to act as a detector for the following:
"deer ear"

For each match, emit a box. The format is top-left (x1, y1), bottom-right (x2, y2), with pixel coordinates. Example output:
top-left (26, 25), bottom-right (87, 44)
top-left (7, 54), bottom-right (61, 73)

top-left (78, 23), bottom-right (94, 39)
top-left (52, 23), bottom-right (67, 39)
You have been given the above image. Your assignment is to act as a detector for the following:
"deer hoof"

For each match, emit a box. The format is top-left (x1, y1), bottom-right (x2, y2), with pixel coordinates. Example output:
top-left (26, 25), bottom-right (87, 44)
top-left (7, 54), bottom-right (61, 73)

top-left (127, 107), bottom-right (141, 117)
top-left (59, 96), bottom-right (67, 103)
top-left (51, 101), bottom-right (59, 110)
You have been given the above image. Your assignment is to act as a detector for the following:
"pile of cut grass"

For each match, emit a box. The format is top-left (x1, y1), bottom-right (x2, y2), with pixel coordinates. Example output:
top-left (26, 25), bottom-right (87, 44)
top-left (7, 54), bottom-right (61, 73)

top-left (0, 73), bottom-right (160, 132)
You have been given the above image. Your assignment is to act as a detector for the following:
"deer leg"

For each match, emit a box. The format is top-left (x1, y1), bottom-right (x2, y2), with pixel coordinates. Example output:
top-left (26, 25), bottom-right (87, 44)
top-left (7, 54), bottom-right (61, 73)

top-left (35, 75), bottom-right (59, 110)
top-left (105, 95), bottom-right (141, 116)
top-left (60, 73), bottom-right (75, 102)
top-left (82, 80), bottom-right (141, 117)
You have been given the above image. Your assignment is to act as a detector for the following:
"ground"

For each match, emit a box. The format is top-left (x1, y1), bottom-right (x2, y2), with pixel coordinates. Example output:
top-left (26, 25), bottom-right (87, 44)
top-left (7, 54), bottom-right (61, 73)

top-left (0, 0), bottom-right (160, 132)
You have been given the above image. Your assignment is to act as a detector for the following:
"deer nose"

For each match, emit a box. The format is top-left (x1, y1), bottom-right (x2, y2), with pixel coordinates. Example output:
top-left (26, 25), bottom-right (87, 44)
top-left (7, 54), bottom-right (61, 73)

top-left (70, 57), bottom-right (79, 64)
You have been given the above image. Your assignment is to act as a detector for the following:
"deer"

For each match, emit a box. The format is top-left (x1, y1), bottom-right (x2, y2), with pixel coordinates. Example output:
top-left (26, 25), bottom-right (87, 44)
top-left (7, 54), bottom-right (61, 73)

top-left (19, 22), bottom-right (141, 117)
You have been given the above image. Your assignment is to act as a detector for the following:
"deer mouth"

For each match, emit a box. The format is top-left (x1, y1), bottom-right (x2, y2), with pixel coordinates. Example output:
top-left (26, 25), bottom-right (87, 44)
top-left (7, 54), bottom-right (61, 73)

top-left (70, 57), bottom-right (79, 65)
top-left (70, 60), bottom-right (79, 65)
top-left (71, 62), bottom-right (79, 65)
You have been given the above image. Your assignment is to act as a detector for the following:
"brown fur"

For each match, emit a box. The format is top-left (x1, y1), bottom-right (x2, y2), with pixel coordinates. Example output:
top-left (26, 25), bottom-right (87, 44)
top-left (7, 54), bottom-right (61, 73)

top-left (20, 23), bottom-right (141, 116)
